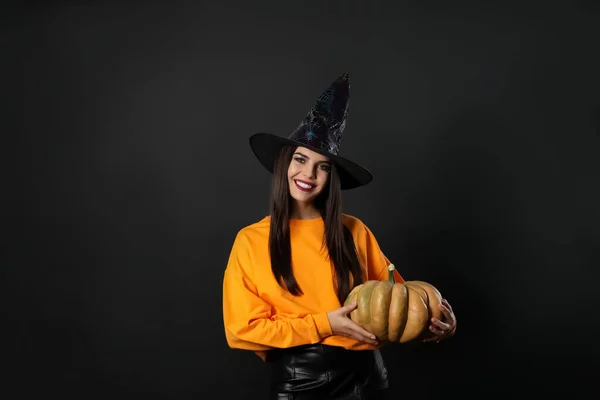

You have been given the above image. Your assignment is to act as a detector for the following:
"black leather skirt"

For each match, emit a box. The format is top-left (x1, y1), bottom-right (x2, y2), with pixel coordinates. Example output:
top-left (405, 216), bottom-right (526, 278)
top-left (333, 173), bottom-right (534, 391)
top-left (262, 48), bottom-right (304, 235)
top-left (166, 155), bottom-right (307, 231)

top-left (265, 344), bottom-right (389, 400)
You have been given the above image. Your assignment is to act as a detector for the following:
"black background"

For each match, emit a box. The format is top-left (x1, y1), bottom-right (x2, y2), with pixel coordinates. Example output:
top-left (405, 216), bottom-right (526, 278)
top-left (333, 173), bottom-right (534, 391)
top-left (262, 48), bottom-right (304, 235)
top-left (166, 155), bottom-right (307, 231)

top-left (5, 1), bottom-right (600, 398)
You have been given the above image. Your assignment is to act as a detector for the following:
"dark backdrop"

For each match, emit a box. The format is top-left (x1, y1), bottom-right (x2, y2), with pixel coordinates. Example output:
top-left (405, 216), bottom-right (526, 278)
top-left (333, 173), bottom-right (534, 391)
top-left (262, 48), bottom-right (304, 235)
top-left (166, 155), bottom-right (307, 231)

top-left (5, 1), bottom-right (600, 398)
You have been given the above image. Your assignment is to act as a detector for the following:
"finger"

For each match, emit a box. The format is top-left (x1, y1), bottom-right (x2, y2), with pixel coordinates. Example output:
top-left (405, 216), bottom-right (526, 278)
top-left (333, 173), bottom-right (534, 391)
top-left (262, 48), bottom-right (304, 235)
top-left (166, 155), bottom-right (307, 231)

top-left (336, 303), bottom-right (357, 317)
top-left (346, 322), bottom-right (378, 344)
top-left (341, 302), bottom-right (358, 314)
top-left (347, 332), bottom-right (379, 345)
top-left (447, 324), bottom-right (456, 336)
top-left (429, 324), bottom-right (446, 336)
top-left (342, 328), bottom-right (376, 344)
top-left (350, 329), bottom-right (379, 345)
top-left (423, 330), bottom-right (444, 343)
top-left (441, 298), bottom-right (453, 313)
top-left (430, 317), bottom-right (451, 331)
top-left (438, 303), bottom-right (454, 322)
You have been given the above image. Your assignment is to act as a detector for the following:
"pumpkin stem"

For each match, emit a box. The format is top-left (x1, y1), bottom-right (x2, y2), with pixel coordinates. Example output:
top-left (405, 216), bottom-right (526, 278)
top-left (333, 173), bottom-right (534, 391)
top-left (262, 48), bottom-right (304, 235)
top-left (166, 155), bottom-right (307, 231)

top-left (387, 264), bottom-right (396, 283)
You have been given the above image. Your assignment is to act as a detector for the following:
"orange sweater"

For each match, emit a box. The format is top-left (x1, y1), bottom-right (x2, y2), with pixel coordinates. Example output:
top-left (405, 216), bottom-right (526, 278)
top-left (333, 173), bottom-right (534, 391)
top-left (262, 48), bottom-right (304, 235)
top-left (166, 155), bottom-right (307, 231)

top-left (222, 214), bottom-right (404, 360)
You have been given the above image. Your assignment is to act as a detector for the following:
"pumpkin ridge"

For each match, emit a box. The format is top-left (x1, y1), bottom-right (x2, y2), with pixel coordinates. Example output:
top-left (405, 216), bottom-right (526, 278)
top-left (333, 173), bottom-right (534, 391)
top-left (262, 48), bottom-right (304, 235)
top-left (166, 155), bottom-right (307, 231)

top-left (344, 278), bottom-right (446, 346)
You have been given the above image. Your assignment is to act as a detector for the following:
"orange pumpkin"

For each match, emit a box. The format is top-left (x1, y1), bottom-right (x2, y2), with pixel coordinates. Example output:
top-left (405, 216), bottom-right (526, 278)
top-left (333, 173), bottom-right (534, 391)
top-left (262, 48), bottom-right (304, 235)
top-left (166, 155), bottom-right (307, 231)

top-left (343, 264), bottom-right (444, 343)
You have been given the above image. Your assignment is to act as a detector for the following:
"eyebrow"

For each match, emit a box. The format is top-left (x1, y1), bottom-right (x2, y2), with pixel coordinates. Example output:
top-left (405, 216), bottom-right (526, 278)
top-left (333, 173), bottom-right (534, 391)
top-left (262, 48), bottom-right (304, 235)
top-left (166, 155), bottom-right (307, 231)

top-left (294, 152), bottom-right (331, 164)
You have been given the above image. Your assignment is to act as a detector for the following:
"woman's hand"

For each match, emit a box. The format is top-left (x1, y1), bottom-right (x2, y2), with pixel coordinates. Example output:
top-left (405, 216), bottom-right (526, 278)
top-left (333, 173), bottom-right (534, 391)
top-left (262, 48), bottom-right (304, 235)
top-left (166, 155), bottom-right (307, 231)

top-left (423, 298), bottom-right (457, 343)
top-left (327, 302), bottom-right (379, 345)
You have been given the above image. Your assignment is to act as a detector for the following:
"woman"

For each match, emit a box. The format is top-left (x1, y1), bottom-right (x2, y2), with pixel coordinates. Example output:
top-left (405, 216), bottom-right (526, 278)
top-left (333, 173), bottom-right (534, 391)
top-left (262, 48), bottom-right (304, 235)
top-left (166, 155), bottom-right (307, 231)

top-left (222, 73), bottom-right (456, 399)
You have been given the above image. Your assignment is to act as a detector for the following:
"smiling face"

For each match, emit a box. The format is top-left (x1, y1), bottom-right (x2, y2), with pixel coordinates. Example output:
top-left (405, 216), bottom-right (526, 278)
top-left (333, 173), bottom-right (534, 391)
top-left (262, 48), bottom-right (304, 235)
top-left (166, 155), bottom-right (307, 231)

top-left (287, 146), bottom-right (331, 206)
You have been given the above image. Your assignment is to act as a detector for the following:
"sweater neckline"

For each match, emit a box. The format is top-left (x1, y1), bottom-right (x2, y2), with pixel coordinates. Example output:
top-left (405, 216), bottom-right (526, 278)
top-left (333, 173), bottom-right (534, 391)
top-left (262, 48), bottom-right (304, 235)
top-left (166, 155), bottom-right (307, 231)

top-left (289, 216), bottom-right (323, 225)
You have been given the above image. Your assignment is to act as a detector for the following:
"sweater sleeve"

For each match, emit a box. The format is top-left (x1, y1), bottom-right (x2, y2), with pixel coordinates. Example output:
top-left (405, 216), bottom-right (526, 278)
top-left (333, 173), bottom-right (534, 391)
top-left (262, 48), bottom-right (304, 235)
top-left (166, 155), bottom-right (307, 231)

top-left (363, 223), bottom-right (405, 283)
top-left (222, 232), bottom-right (333, 351)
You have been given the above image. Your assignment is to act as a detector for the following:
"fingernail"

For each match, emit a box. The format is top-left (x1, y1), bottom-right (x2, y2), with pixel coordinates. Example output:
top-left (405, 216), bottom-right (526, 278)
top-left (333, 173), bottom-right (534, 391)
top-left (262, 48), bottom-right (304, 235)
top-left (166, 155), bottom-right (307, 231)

top-left (431, 318), bottom-right (437, 323)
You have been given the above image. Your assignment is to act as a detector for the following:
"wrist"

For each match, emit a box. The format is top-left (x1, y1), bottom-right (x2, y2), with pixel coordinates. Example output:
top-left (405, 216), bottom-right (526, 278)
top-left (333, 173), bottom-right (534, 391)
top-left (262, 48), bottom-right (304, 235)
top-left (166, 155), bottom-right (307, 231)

top-left (314, 312), bottom-right (333, 339)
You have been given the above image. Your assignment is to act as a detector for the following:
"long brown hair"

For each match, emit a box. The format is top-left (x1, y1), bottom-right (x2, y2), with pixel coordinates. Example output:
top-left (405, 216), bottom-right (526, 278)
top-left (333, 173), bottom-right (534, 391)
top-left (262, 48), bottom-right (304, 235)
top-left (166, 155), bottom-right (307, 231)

top-left (268, 145), bottom-right (364, 304)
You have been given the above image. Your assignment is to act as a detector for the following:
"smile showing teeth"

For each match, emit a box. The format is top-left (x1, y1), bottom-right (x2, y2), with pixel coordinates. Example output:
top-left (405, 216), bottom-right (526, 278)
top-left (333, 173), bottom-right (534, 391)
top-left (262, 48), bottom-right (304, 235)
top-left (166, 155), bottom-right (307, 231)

top-left (295, 180), bottom-right (315, 191)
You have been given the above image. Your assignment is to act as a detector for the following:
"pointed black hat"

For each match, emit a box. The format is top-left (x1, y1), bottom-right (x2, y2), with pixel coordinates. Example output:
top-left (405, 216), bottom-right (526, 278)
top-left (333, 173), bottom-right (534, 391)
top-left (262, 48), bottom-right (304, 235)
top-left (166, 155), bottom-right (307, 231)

top-left (249, 73), bottom-right (373, 190)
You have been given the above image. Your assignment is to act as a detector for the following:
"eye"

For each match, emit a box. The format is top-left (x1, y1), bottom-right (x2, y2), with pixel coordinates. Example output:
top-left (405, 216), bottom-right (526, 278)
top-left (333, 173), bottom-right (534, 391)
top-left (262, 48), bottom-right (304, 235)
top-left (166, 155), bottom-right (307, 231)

top-left (320, 164), bottom-right (331, 172)
top-left (294, 157), bottom-right (305, 163)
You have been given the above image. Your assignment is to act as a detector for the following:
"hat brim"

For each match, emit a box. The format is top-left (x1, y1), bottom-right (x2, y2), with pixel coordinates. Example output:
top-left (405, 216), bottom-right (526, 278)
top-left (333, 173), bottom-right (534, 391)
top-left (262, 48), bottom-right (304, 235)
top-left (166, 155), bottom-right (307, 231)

top-left (249, 132), bottom-right (373, 190)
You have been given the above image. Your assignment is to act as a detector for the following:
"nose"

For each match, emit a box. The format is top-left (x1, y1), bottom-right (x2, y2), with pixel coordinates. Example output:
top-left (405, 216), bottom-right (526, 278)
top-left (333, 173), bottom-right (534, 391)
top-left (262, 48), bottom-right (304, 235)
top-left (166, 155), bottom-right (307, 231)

top-left (302, 163), bottom-right (317, 179)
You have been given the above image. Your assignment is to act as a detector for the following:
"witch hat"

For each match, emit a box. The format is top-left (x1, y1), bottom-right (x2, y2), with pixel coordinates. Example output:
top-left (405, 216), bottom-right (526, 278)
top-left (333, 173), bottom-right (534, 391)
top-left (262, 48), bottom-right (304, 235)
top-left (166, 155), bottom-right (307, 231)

top-left (249, 73), bottom-right (373, 190)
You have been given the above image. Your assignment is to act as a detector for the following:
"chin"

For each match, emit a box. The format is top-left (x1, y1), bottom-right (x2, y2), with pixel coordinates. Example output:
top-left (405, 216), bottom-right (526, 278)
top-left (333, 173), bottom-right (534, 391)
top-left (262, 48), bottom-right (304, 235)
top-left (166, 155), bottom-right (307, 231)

top-left (290, 190), bottom-right (318, 203)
